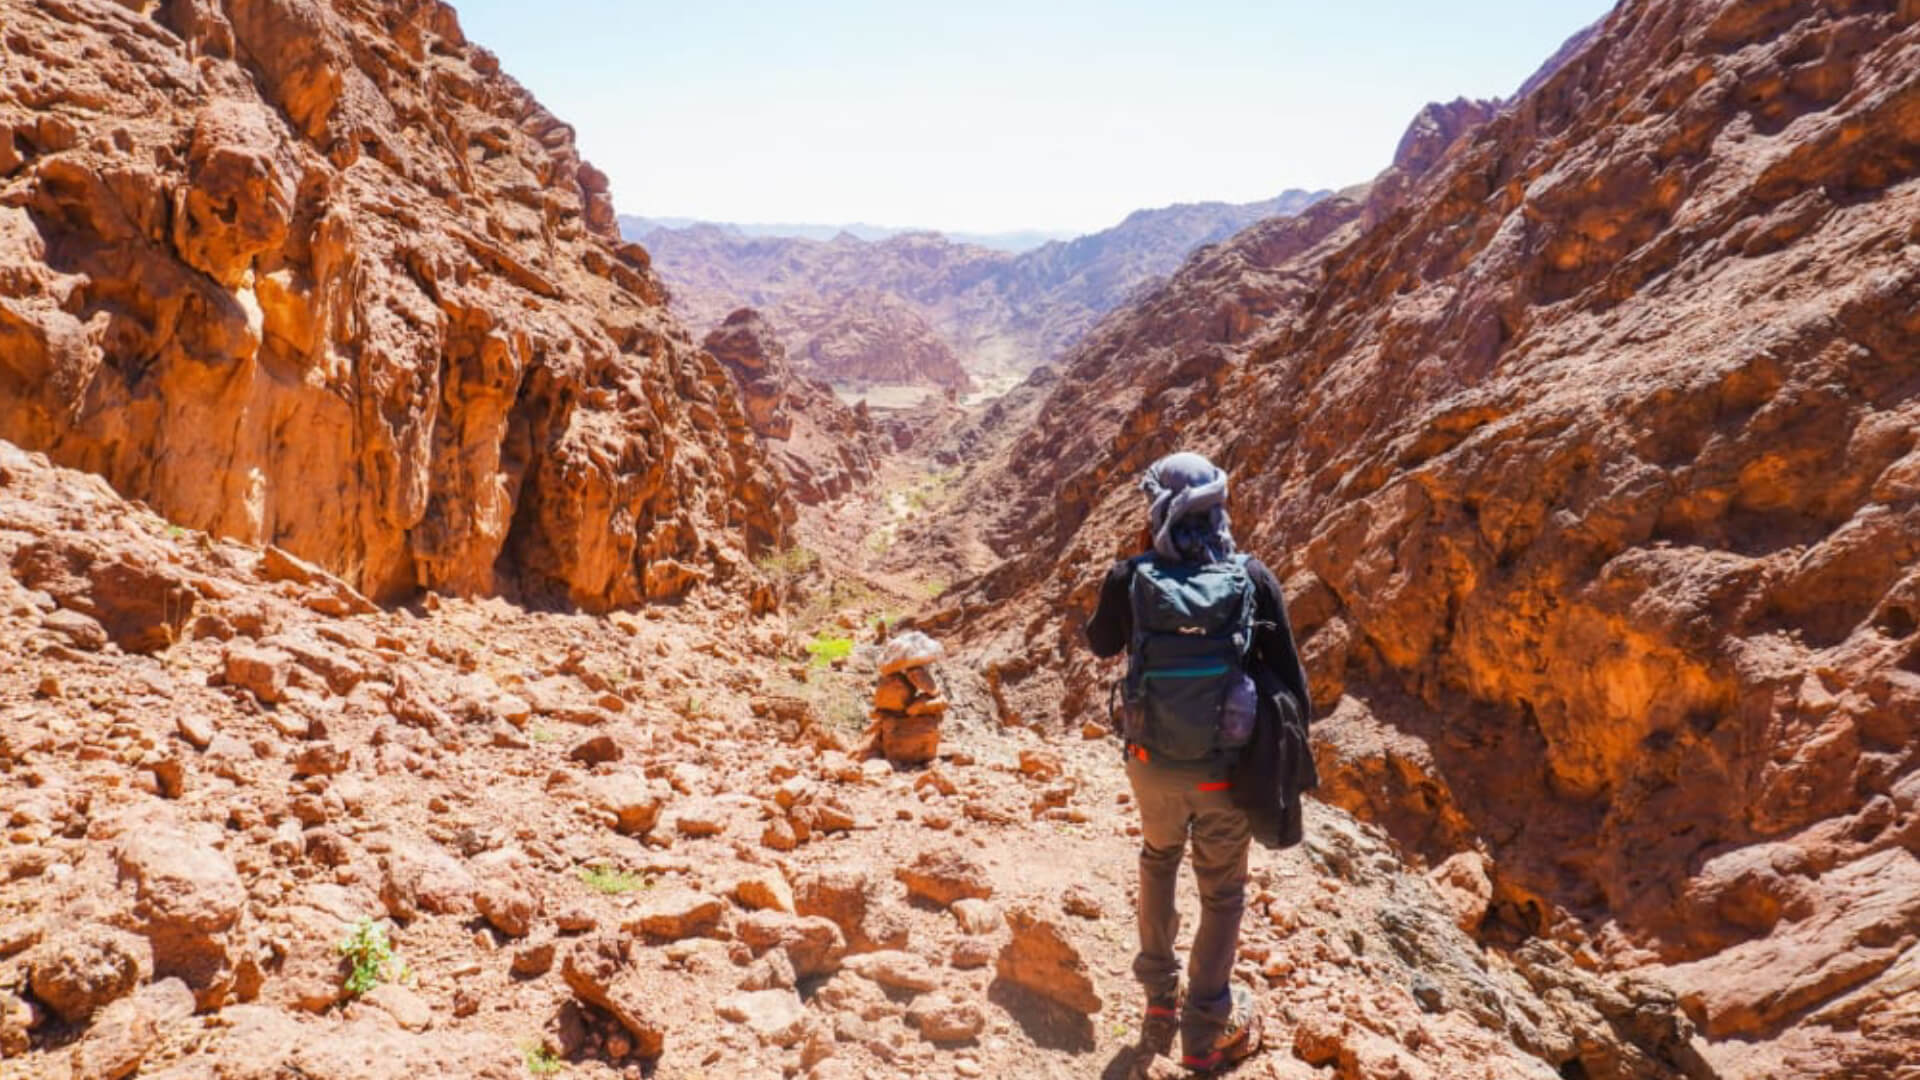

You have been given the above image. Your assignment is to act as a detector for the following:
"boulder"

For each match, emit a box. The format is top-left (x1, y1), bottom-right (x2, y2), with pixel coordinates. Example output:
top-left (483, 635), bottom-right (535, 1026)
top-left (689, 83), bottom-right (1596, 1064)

top-left (567, 734), bottom-right (622, 766)
top-left (28, 927), bottom-right (153, 1024)
top-left (113, 820), bottom-right (246, 1008)
top-left (475, 878), bottom-right (538, 939)
top-left (735, 912), bottom-right (846, 979)
top-left (716, 989), bottom-right (809, 1048)
top-left (361, 983), bottom-right (432, 1032)
top-left (907, 994), bottom-right (985, 1044)
top-left (738, 949), bottom-right (797, 992)
top-left (896, 847), bottom-right (993, 908)
top-left (995, 902), bottom-right (1102, 1015)
top-left (622, 889), bottom-right (724, 941)
top-left (730, 870), bottom-right (795, 915)
top-left (950, 898), bottom-right (1002, 936)
top-left (379, 842), bottom-right (476, 920)
top-left (793, 867), bottom-right (888, 951)
top-left (510, 940), bottom-right (556, 978)
top-left (223, 644), bottom-right (291, 704)
top-left (67, 978), bottom-right (194, 1080)
top-left (843, 950), bottom-right (941, 994)
top-left (584, 773), bottom-right (666, 835)
top-left (560, 935), bottom-right (667, 1058)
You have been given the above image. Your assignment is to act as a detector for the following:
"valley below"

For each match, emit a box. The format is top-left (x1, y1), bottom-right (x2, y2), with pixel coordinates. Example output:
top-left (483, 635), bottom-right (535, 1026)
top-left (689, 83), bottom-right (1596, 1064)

top-left (2, 1), bottom-right (1918, 1079)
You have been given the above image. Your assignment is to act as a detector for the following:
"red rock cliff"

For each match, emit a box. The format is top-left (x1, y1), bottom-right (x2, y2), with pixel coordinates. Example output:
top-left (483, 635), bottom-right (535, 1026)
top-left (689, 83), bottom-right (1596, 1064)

top-left (955, 2), bottom-right (1920, 1076)
top-left (0, 0), bottom-right (786, 609)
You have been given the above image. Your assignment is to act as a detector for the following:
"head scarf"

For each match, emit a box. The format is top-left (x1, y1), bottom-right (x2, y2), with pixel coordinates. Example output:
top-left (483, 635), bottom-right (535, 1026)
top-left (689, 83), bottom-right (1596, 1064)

top-left (1140, 451), bottom-right (1236, 564)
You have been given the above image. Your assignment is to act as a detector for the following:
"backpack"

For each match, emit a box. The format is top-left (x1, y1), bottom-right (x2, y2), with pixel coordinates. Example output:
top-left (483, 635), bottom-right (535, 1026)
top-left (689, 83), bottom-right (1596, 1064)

top-left (1112, 554), bottom-right (1260, 762)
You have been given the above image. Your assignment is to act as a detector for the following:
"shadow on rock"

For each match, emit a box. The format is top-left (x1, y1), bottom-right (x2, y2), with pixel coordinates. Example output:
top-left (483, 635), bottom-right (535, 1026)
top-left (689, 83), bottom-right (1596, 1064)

top-left (986, 977), bottom-right (1095, 1053)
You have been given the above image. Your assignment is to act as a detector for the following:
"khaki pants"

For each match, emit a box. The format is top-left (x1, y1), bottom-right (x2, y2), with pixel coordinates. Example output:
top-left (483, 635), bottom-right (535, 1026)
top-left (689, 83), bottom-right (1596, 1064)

top-left (1125, 755), bottom-right (1251, 1032)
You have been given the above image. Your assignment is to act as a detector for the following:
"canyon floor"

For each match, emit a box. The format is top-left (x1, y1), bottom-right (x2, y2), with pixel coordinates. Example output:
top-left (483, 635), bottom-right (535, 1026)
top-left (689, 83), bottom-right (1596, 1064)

top-left (1, 436), bottom-right (1708, 1080)
top-left (3, 0), bottom-right (1915, 1077)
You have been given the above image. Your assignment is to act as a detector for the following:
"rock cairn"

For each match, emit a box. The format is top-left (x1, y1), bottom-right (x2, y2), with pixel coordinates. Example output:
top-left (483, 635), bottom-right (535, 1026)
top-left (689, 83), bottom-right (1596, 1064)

top-left (869, 632), bottom-right (946, 765)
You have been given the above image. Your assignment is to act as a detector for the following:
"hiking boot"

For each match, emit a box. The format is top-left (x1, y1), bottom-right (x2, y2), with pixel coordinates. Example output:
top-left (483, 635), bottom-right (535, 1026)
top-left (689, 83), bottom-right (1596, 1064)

top-left (1180, 985), bottom-right (1261, 1074)
top-left (1142, 988), bottom-right (1180, 1055)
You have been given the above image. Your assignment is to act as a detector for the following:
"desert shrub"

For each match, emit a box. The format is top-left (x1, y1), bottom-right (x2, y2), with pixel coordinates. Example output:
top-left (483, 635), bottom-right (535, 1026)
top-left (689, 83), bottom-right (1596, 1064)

top-left (338, 918), bottom-right (407, 997)
top-left (805, 633), bottom-right (854, 667)
top-left (578, 865), bottom-right (648, 895)
top-left (523, 1043), bottom-right (565, 1075)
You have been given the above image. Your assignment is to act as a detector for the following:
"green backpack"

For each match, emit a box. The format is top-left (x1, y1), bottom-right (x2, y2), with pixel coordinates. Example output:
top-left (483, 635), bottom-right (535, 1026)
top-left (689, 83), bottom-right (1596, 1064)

top-left (1113, 554), bottom-right (1259, 762)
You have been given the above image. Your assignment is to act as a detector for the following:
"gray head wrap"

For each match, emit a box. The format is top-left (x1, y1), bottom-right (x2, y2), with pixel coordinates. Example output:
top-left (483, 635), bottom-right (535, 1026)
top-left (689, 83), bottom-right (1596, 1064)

top-left (1141, 451), bottom-right (1236, 564)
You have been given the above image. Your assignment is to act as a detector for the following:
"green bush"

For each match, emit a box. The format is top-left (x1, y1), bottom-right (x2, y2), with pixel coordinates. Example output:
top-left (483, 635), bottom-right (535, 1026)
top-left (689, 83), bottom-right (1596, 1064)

top-left (578, 865), bottom-right (648, 895)
top-left (337, 918), bottom-right (407, 998)
top-left (524, 1044), bottom-right (565, 1076)
top-left (805, 633), bottom-right (854, 667)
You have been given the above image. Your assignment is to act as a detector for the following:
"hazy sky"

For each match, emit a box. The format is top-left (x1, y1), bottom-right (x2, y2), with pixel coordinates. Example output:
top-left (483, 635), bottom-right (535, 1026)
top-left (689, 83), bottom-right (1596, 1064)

top-left (449, 0), bottom-right (1614, 235)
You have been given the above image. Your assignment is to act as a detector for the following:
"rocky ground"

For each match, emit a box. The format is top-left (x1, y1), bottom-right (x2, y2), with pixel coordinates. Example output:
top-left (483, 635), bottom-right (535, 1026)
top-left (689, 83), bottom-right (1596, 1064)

top-left (2, 439), bottom-right (1713, 1080)
top-left (3, 0), bottom-right (1915, 1078)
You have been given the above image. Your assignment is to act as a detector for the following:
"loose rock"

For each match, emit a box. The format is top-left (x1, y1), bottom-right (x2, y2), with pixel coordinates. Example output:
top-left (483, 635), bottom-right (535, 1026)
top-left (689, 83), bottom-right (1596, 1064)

top-left (996, 902), bottom-right (1102, 1015)
top-left (560, 935), bottom-right (667, 1058)
top-left (897, 847), bottom-right (993, 908)
top-left (27, 928), bottom-right (153, 1024)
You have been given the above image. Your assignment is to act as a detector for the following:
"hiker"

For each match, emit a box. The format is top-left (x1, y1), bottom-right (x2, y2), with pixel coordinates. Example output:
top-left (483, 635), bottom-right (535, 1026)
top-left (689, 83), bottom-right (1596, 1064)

top-left (1084, 451), bottom-right (1314, 1073)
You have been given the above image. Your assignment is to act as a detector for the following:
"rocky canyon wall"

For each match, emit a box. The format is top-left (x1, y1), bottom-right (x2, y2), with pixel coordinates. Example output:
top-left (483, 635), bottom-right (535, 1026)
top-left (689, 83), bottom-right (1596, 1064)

top-left (703, 307), bottom-right (886, 506)
top-left (0, 0), bottom-right (787, 610)
top-left (953, 1), bottom-right (1920, 1076)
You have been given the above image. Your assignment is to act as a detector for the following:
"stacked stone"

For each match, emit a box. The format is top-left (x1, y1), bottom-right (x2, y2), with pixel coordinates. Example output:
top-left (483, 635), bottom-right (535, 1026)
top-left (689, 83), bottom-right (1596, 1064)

top-left (871, 633), bottom-right (947, 765)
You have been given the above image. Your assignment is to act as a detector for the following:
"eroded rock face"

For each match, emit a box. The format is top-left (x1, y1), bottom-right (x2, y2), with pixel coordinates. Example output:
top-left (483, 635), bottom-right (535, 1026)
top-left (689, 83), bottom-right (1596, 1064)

top-left (792, 290), bottom-right (974, 391)
top-left (705, 310), bottom-right (797, 440)
top-left (702, 308), bottom-right (883, 506)
top-left (0, 0), bottom-right (786, 610)
top-left (960, 1), bottom-right (1920, 1075)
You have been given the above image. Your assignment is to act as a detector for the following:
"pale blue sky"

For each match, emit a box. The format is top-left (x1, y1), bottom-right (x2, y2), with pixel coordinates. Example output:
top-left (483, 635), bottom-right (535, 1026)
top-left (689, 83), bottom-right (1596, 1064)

top-left (448, 0), bottom-right (1614, 234)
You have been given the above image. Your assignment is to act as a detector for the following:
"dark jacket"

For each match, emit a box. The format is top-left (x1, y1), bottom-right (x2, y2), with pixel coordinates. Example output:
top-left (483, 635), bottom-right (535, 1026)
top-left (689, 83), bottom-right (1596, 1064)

top-left (1084, 552), bottom-right (1318, 849)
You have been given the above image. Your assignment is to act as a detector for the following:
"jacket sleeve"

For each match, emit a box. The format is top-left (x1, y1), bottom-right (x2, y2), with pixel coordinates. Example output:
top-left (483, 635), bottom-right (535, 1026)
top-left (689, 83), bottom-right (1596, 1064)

top-left (1245, 557), bottom-right (1312, 723)
top-left (1083, 559), bottom-right (1136, 658)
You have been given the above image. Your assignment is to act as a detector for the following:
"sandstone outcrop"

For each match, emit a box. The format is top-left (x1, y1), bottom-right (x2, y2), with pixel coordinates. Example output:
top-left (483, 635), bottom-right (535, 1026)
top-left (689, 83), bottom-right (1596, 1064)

top-left (0, 0), bottom-right (786, 611)
top-left (702, 308), bottom-right (883, 505)
top-left (791, 289), bottom-right (974, 392)
top-left (955, 2), bottom-right (1920, 1075)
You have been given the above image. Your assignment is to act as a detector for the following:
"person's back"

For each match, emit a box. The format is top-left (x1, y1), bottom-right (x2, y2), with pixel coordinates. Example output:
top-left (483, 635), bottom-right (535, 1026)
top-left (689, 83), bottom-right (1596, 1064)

top-left (1083, 451), bottom-right (1311, 1072)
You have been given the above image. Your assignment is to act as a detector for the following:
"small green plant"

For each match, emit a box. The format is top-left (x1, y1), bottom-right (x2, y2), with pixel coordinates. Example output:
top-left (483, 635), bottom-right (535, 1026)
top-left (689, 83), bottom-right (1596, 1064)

top-left (523, 1043), bottom-right (565, 1076)
top-left (680, 692), bottom-right (705, 718)
top-left (920, 577), bottom-right (948, 600)
top-left (805, 633), bottom-right (854, 668)
top-left (337, 917), bottom-right (407, 997)
top-left (529, 725), bottom-right (558, 744)
top-left (578, 865), bottom-right (648, 895)
top-left (166, 523), bottom-right (187, 540)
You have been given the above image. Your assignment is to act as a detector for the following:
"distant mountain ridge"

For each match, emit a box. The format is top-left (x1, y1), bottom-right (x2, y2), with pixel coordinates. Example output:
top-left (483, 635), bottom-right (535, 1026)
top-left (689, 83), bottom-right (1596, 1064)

top-left (619, 216), bottom-right (1074, 253)
top-left (624, 189), bottom-right (1330, 386)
